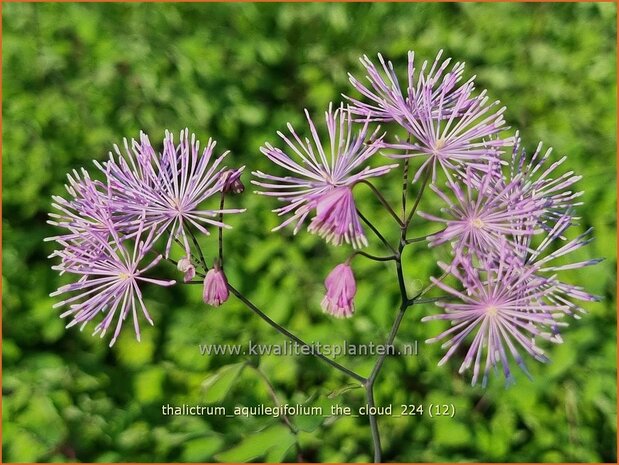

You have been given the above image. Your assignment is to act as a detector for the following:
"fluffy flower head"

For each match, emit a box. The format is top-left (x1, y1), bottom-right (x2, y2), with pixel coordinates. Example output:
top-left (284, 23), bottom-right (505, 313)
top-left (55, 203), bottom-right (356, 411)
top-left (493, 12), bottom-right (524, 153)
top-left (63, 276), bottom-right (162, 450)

top-left (423, 257), bottom-right (568, 386)
top-left (253, 103), bottom-right (396, 248)
top-left (510, 214), bottom-right (602, 317)
top-left (99, 129), bottom-right (245, 256)
top-left (346, 50), bottom-right (473, 123)
top-left (419, 165), bottom-right (546, 259)
top-left (50, 223), bottom-right (175, 347)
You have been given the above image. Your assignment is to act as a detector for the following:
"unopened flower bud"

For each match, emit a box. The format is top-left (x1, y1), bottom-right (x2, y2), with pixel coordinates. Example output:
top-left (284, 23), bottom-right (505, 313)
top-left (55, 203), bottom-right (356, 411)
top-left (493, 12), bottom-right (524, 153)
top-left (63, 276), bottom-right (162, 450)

top-left (177, 256), bottom-right (196, 282)
top-left (222, 168), bottom-right (245, 194)
top-left (321, 262), bottom-right (356, 318)
top-left (203, 267), bottom-right (229, 307)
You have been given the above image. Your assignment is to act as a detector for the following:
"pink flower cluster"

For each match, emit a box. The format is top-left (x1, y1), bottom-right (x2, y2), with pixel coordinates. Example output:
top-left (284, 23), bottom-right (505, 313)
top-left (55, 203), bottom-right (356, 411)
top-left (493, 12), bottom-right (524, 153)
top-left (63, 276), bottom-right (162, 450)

top-left (48, 50), bottom-right (600, 387)
top-left (48, 130), bottom-right (244, 345)
top-left (255, 50), bottom-right (600, 385)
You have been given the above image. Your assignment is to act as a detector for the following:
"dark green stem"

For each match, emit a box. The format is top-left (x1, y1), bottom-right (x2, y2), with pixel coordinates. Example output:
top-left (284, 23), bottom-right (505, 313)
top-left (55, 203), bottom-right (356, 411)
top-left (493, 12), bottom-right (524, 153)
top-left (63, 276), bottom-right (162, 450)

top-left (405, 165), bottom-right (431, 228)
top-left (218, 193), bottom-right (225, 268)
top-left (365, 383), bottom-right (382, 463)
top-left (228, 284), bottom-right (366, 385)
top-left (187, 227), bottom-right (208, 272)
top-left (405, 227), bottom-right (446, 244)
top-left (357, 180), bottom-right (403, 226)
top-left (351, 251), bottom-right (397, 262)
top-left (357, 209), bottom-right (397, 255)
top-left (365, 147), bottom-right (429, 462)
top-left (402, 160), bottom-right (409, 218)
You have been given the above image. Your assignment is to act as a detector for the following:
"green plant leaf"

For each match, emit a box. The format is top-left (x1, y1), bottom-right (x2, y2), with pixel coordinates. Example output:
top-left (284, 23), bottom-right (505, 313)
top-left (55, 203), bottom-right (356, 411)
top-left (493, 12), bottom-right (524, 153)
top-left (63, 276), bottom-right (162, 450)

top-left (202, 362), bottom-right (245, 404)
top-left (214, 424), bottom-right (295, 462)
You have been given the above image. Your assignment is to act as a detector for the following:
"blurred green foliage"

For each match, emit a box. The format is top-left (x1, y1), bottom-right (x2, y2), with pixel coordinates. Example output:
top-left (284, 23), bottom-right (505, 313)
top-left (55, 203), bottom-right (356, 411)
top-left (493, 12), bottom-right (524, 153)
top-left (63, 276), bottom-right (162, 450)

top-left (2, 2), bottom-right (617, 462)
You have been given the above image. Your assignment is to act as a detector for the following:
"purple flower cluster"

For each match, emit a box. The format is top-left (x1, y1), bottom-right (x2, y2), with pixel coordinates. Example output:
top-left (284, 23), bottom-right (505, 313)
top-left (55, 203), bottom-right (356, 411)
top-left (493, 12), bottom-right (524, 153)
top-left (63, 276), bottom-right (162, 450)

top-left (48, 130), bottom-right (244, 346)
top-left (347, 50), bottom-right (513, 182)
top-left (256, 50), bottom-right (600, 385)
top-left (49, 50), bottom-right (599, 387)
top-left (253, 103), bottom-right (397, 249)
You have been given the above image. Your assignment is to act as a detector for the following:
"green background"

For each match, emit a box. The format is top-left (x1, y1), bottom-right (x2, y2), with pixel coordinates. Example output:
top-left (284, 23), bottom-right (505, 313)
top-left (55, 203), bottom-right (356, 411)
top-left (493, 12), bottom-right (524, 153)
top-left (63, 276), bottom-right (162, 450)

top-left (2, 2), bottom-right (617, 462)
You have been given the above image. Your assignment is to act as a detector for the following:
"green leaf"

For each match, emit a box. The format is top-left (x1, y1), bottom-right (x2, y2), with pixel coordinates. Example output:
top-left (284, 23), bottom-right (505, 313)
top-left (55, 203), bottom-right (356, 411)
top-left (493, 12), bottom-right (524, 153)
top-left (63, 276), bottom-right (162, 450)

top-left (134, 366), bottom-right (165, 403)
top-left (215, 424), bottom-right (295, 462)
top-left (294, 392), bottom-right (338, 433)
top-left (181, 436), bottom-right (225, 462)
top-left (327, 383), bottom-right (363, 399)
top-left (201, 362), bottom-right (245, 404)
top-left (266, 438), bottom-right (295, 462)
top-left (433, 420), bottom-right (472, 448)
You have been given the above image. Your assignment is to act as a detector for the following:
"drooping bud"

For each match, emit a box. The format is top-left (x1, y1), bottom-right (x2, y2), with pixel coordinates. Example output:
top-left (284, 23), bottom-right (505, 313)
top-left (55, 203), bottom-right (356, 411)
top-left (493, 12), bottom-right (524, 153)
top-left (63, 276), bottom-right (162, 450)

top-left (222, 168), bottom-right (245, 194)
top-left (321, 262), bottom-right (356, 318)
top-left (177, 256), bottom-right (196, 283)
top-left (203, 267), bottom-right (229, 307)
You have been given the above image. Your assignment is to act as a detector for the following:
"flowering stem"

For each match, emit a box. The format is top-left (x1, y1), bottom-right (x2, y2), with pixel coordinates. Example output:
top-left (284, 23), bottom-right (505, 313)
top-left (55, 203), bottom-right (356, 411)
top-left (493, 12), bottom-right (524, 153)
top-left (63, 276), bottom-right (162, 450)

top-left (366, 287), bottom-right (444, 439)
top-left (184, 232), bottom-right (365, 384)
top-left (401, 135), bottom-right (412, 219)
top-left (352, 251), bottom-right (397, 262)
top-left (364, 302), bottom-right (408, 462)
top-left (364, 152), bottom-right (429, 461)
top-left (405, 227), bottom-right (446, 244)
top-left (368, 301), bottom-right (408, 385)
top-left (365, 383), bottom-right (382, 462)
top-left (227, 283), bottom-right (367, 384)
top-left (405, 164), bottom-right (431, 228)
top-left (357, 209), bottom-right (397, 255)
top-left (401, 159), bottom-right (409, 215)
top-left (358, 180), bottom-right (403, 226)
top-left (364, 234), bottom-right (409, 462)
top-left (218, 193), bottom-right (225, 268)
top-left (183, 225), bottom-right (366, 388)
top-left (187, 226), bottom-right (208, 272)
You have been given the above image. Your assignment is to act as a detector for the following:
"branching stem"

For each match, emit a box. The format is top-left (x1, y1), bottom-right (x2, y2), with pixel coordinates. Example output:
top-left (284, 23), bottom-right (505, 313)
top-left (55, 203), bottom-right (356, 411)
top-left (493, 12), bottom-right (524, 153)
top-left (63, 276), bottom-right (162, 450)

top-left (228, 284), bottom-right (367, 384)
top-left (181, 137), bottom-right (442, 464)
top-left (405, 227), bottom-right (446, 244)
top-left (357, 209), bottom-right (398, 255)
top-left (183, 232), bottom-right (366, 385)
top-left (357, 179), bottom-right (403, 226)
top-left (351, 251), bottom-right (397, 262)
top-left (405, 164), bottom-right (431, 228)
top-left (363, 143), bottom-right (438, 463)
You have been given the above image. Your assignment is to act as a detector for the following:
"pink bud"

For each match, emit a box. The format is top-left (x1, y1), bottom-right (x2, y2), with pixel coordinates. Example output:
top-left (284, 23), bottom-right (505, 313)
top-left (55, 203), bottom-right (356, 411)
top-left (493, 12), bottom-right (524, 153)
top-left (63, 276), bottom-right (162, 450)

top-left (222, 168), bottom-right (245, 194)
top-left (321, 263), bottom-right (356, 318)
top-left (203, 268), bottom-right (229, 307)
top-left (177, 256), bottom-right (196, 283)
